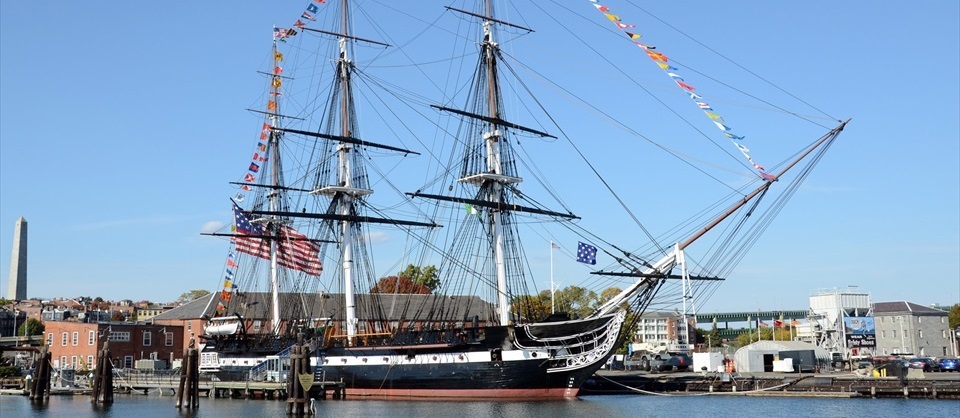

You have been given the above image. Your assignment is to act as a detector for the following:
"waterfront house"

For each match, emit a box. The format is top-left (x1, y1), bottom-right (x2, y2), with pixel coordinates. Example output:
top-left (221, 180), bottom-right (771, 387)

top-left (872, 301), bottom-right (954, 358)
top-left (42, 321), bottom-right (184, 371)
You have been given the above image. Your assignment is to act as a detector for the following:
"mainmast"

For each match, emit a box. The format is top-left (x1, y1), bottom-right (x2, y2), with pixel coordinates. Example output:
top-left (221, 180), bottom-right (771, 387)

top-left (306, 0), bottom-right (370, 344)
top-left (337, 1), bottom-right (365, 345)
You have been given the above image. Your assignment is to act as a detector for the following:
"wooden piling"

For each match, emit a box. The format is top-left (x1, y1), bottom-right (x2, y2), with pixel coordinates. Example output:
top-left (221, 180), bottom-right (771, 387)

top-left (176, 339), bottom-right (201, 409)
top-left (91, 342), bottom-right (113, 404)
top-left (286, 340), bottom-right (314, 415)
top-left (29, 346), bottom-right (51, 403)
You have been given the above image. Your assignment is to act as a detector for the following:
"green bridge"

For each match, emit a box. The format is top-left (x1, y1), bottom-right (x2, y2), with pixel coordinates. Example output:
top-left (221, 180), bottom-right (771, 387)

top-left (694, 310), bottom-right (809, 340)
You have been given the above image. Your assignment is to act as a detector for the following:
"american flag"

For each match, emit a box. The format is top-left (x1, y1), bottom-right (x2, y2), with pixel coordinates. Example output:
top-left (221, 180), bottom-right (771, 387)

top-left (232, 203), bottom-right (323, 276)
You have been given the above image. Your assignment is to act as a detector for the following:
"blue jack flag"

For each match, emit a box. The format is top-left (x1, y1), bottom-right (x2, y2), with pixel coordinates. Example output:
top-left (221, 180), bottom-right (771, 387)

top-left (576, 242), bottom-right (598, 265)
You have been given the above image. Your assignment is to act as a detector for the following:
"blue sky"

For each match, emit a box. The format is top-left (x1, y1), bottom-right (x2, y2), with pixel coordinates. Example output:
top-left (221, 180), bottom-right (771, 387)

top-left (1, 1), bottom-right (957, 313)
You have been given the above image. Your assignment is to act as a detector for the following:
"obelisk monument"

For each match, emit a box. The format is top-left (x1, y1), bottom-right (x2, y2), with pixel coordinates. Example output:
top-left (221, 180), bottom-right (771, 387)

top-left (7, 217), bottom-right (27, 300)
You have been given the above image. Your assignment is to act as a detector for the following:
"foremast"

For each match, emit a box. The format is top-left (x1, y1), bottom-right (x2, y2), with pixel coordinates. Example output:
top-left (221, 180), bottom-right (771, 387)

top-left (478, 1), bottom-right (513, 327)
top-left (421, 3), bottom-right (571, 327)
top-left (590, 120), bottom-right (849, 319)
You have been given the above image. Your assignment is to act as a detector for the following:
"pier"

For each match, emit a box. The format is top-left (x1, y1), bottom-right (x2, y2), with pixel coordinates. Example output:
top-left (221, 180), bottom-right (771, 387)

top-left (583, 370), bottom-right (960, 399)
top-left (111, 370), bottom-right (346, 400)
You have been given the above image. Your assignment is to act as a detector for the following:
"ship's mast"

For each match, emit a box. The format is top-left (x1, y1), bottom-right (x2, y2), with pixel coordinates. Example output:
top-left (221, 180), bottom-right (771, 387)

top-left (267, 39), bottom-right (283, 334)
top-left (480, 0), bottom-right (510, 327)
top-left (336, 0), bottom-right (360, 343)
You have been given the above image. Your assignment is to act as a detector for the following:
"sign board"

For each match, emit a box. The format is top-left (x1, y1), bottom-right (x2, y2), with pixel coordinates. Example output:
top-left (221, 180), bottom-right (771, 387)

top-left (843, 317), bottom-right (876, 348)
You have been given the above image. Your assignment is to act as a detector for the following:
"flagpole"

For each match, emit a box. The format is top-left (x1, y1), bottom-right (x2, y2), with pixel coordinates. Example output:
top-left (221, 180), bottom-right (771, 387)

top-left (550, 241), bottom-right (556, 315)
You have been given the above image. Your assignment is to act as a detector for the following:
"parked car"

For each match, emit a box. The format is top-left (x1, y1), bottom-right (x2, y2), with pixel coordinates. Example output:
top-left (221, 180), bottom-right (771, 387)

top-left (624, 352), bottom-right (691, 372)
top-left (937, 357), bottom-right (959, 372)
top-left (907, 357), bottom-right (939, 372)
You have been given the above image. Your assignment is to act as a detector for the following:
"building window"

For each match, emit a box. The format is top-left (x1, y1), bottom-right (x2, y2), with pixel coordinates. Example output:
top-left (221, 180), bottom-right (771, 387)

top-left (881, 331), bottom-right (885, 339)
top-left (108, 331), bottom-right (131, 342)
top-left (892, 330), bottom-right (897, 338)
top-left (882, 349), bottom-right (887, 355)
top-left (89, 330), bottom-right (96, 345)
top-left (942, 317), bottom-right (946, 324)
top-left (165, 332), bottom-right (174, 346)
top-left (253, 320), bottom-right (262, 332)
top-left (918, 317), bottom-right (922, 324)
top-left (47, 333), bottom-right (53, 345)
top-left (72, 331), bottom-right (79, 346)
top-left (123, 355), bottom-right (134, 369)
top-left (143, 331), bottom-right (152, 346)
top-left (918, 330), bottom-right (923, 339)
top-left (944, 330), bottom-right (948, 339)
top-left (62, 332), bottom-right (68, 346)
top-left (71, 356), bottom-right (78, 369)
top-left (59, 356), bottom-right (66, 368)
top-left (87, 355), bottom-right (95, 370)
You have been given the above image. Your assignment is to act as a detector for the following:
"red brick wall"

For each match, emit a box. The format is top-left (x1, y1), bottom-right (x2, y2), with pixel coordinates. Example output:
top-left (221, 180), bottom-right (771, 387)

top-left (43, 321), bottom-right (185, 370)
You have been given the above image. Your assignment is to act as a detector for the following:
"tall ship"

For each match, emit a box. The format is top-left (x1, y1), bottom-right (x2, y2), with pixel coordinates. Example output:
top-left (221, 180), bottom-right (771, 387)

top-left (198, 0), bottom-right (847, 398)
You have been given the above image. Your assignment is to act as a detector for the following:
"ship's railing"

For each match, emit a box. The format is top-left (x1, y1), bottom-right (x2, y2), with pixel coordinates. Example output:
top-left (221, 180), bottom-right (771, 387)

top-left (247, 338), bottom-right (322, 382)
top-left (112, 368), bottom-right (218, 386)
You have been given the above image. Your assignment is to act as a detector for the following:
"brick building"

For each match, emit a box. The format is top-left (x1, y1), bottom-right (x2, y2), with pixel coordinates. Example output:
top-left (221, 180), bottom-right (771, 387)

top-left (43, 321), bottom-right (184, 370)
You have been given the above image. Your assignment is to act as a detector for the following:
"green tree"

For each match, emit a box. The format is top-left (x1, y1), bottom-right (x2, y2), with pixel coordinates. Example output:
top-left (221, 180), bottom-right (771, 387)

top-left (695, 323), bottom-right (724, 348)
top-left (704, 322), bottom-right (723, 349)
top-left (512, 293), bottom-right (552, 323)
top-left (177, 289), bottom-right (211, 303)
top-left (0, 298), bottom-right (12, 307)
top-left (510, 286), bottom-right (623, 325)
top-left (949, 304), bottom-right (960, 330)
top-left (398, 264), bottom-right (440, 291)
top-left (616, 311), bottom-right (641, 354)
top-left (734, 325), bottom-right (792, 347)
top-left (554, 286), bottom-right (598, 319)
top-left (17, 318), bottom-right (44, 337)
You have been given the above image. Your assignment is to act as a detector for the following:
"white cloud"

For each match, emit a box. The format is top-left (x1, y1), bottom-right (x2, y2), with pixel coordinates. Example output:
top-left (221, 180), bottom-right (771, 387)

top-left (366, 231), bottom-right (390, 244)
top-left (200, 221), bottom-right (225, 233)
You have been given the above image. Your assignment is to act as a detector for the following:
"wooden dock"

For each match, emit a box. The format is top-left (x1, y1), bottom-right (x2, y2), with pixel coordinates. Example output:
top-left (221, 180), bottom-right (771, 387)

top-left (583, 370), bottom-right (960, 399)
top-left (116, 375), bottom-right (346, 400)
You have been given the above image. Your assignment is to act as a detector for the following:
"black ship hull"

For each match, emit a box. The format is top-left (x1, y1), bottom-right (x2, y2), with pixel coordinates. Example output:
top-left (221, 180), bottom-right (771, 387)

top-left (316, 311), bottom-right (626, 398)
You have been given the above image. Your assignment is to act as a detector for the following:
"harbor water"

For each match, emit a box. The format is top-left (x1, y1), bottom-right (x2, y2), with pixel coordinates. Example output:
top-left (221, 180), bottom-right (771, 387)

top-left (2, 394), bottom-right (956, 418)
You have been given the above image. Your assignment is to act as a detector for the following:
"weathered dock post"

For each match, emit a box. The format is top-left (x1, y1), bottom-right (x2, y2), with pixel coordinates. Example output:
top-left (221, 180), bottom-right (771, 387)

top-left (29, 346), bottom-right (52, 404)
top-left (176, 339), bottom-right (201, 409)
top-left (286, 337), bottom-right (314, 415)
top-left (91, 342), bottom-right (114, 405)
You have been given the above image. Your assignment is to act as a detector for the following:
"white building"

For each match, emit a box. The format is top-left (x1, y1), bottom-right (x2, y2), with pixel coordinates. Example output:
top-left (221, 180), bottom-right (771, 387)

top-left (633, 310), bottom-right (696, 353)
top-left (804, 288), bottom-right (874, 360)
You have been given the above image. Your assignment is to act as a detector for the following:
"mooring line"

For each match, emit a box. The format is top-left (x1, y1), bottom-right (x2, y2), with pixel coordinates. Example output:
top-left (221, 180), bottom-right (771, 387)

top-left (595, 374), bottom-right (799, 396)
